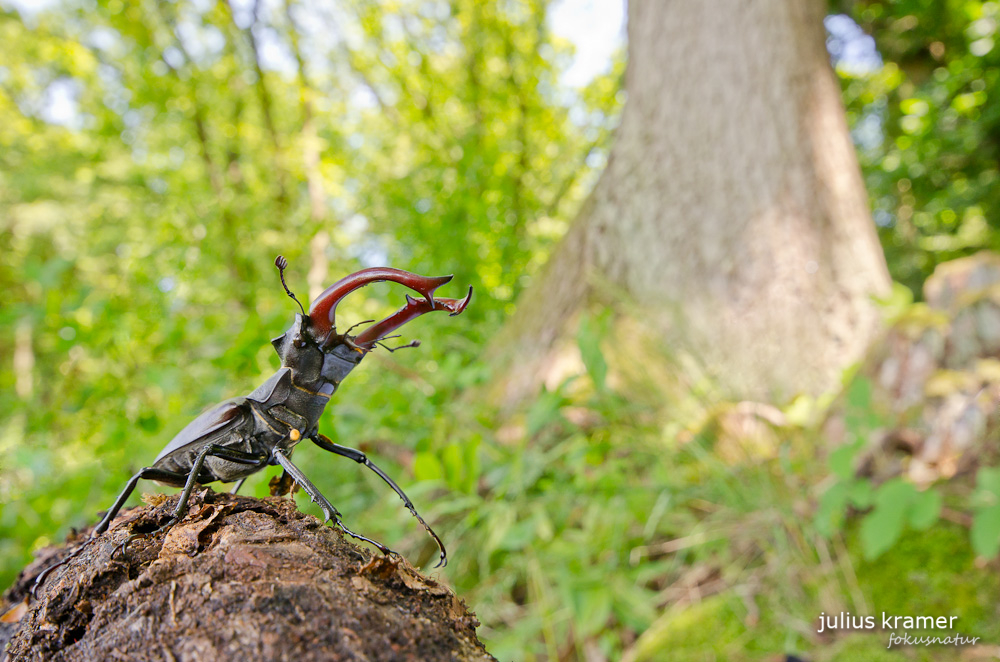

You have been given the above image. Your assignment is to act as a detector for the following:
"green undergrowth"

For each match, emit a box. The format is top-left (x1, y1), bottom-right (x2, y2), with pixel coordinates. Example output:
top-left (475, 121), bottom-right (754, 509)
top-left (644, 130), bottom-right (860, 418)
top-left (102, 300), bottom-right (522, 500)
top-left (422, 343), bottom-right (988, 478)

top-left (623, 519), bottom-right (998, 662)
top-left (429, 359), bottom-right (999, 660)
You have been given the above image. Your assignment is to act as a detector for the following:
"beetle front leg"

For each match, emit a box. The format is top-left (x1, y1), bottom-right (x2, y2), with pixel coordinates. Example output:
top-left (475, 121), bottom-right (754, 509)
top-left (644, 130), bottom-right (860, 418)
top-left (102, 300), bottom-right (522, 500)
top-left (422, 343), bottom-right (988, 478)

top-left (271, 447), bottom-right (395, 558)
top-left (310, 433), bottom-right (448, 567)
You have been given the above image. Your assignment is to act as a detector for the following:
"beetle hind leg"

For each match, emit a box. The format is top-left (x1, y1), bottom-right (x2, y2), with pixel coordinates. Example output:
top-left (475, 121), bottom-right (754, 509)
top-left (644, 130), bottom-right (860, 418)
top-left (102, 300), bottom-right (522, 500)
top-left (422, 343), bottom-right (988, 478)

top-left (116, 445), bottom-right (267, 557)
top-left (31, 466), bottom-right (190, 598)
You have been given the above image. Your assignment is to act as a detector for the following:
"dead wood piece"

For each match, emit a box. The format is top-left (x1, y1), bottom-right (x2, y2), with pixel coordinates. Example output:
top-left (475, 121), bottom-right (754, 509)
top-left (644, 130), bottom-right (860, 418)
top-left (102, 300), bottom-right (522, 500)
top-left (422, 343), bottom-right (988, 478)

top-left (0, 490), bottom-right (495, 662)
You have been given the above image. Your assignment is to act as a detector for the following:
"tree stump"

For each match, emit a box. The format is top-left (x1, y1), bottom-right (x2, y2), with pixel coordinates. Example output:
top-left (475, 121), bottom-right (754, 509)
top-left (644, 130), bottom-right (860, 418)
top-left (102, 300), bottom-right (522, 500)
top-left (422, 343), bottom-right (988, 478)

top-left (0, 490), bottom-right (496, 662)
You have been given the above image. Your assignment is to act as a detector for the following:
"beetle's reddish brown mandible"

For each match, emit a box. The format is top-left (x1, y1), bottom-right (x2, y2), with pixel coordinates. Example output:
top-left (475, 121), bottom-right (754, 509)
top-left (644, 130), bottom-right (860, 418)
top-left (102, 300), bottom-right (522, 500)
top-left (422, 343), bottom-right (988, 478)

top-left (354, 287), bottom-right (473, 349)
top-left (308, 268), bottom-right (451, 334)
top-left (307, 267), bottom-right (471, 348)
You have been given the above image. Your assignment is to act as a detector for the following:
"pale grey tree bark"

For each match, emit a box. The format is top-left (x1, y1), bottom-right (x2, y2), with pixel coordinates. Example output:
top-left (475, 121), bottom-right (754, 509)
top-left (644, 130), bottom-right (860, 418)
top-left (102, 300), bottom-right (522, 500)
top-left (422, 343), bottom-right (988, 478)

top-left (492, 0), bottom-right (891, 405)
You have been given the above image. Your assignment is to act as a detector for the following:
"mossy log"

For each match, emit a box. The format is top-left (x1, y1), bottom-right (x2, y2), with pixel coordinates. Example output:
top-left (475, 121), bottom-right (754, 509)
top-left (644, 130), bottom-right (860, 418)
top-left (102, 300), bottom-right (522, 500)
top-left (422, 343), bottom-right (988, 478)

top-left (0, 490), bottom-right (495, 662)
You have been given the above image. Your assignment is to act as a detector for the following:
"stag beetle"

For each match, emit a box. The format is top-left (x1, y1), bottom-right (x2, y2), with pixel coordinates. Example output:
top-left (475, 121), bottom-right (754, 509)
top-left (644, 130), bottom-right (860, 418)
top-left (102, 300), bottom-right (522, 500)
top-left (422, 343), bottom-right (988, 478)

top-left (34, 257), bottom-right (471, 594)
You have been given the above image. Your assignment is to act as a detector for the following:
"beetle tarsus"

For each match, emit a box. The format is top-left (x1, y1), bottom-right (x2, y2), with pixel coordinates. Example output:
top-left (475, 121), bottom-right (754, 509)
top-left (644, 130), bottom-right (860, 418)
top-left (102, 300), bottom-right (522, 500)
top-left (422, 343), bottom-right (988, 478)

top-left (377, 339), bottom-right (421, 353)
top-left (272, 446), bottom-right (396, 557)
top-left (30, 538), bottom-right (95, 598)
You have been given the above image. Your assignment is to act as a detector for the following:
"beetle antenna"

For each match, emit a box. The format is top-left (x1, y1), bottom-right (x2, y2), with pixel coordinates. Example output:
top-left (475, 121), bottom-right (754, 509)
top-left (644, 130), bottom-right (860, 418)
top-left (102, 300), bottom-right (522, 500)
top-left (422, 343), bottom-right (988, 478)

top-left (344, 319), bottom-right (375, 335)
top-left (274, 255), bottom-right (305, 316)
top-left (376, 339), bottom-right (421, 353)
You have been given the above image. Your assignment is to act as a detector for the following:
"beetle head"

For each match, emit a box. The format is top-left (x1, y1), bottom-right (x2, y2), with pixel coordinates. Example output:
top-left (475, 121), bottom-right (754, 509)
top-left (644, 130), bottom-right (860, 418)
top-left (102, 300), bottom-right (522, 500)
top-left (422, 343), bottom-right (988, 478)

top-left (271, 258), bottom-right (472, 376)
top-left (271, 313), bottom-right (366, 385)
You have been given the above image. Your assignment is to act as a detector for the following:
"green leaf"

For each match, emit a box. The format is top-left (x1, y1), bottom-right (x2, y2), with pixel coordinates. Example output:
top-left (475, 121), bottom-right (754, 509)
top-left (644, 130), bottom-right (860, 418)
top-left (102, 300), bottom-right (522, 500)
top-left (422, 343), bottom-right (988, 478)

top-left (829, 444), bottom-right (858, 480)
top-left (577, 315), bottom-right (608, 391)
top-left (908, 489), bottom-right (942, 530)
top-left (860, 479), bottom-right (916, 559)
top-left (483, 502), bottom-right (515, 554)
top-left (576, 587), bottom-right (613, 637)
top-left (460, 434), bottom-right (481, 494)
top-left (843, 375), bottom-right (883, 432)
top-left (976, 466), bottom-right (1000, 499)
top-left (873, 281), bottom-right (915, 322)
top-left (441, 443), bottom-right (463, 489)
top-left (860, 501), bottom-right (906, 560)
top-left (873, 478), bottom-right (916, 509)
top-left (413, 452), bottom-right (444, 482)
top-left (845, 376), bottom-right (872, 412)
top-left (497, 518), bottom-right (536, 551)
top-left (971, 503), bottom-right (1000, 559)
top-left (814, 481), bottom-right (850, 538)
top-left (848, 479), bottom-right (874, 508)
top-left (526, 382), bottom-right (571, 437)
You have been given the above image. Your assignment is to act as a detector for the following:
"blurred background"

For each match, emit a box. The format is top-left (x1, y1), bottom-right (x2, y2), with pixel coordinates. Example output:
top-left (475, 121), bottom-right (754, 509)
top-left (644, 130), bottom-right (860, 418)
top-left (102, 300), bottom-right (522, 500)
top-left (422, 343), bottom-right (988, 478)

top-left (2, 0), bottom-right (1000, 660)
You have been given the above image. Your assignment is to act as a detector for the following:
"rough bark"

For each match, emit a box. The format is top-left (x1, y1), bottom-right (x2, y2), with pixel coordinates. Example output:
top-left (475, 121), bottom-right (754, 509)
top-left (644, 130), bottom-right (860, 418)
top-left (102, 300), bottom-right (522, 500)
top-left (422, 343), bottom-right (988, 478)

top-left (492, 0), bottom-right (891, 405)
top-left (0, 491), bottom-right (494, 662)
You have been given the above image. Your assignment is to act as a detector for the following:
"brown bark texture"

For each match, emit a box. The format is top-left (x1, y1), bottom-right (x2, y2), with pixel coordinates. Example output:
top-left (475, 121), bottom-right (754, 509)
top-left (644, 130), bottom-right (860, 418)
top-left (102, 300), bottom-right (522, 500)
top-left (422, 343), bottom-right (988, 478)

top-left (0, 491), bottom-right (495, 662)
top-left (493, 0), bottom-right (891, 405)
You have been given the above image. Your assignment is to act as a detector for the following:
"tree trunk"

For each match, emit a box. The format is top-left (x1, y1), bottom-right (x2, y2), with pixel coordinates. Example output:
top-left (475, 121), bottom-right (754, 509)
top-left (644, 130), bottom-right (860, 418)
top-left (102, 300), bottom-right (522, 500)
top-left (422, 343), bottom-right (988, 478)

top-left (492, 0), bottom-right (891, 405)
top-left (1, 491), bottom-right (495, 662)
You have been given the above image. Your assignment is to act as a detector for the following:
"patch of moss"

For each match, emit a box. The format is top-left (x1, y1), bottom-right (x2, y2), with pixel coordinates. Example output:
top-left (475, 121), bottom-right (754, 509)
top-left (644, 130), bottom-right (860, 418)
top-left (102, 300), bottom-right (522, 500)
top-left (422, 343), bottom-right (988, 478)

top-left (850, 521), bottom-right (999, 646)
top-left (626, 518), bottom-right (997, 662)
top-left (628, 593), bottom-right (788, 662)
top-left (815, 632), bottom-right (964, 662)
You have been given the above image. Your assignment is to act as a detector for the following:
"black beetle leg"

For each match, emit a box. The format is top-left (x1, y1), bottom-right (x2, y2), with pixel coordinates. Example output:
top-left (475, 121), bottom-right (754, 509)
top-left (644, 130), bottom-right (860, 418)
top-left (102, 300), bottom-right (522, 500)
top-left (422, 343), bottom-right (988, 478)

top-left (30, 538), bottom-right (94, 599)
top-left (271, 447), bottom-right (396, 558)
top-left (115, 445), bottom-right (267, 557)
top-left (311, 433), bottom-right (448, 568)
top-left (31, 466), bottom-right (189, 598)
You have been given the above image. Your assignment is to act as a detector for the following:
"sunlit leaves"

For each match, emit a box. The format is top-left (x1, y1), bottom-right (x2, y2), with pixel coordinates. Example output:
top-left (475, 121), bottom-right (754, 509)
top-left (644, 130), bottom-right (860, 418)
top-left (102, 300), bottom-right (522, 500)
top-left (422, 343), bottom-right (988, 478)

top-left (840, 1), bottom-right (1000, 293)
top-left (0, 9), bottom-right (623, 653)
top-left (857, 479), bottom-right (942, 560)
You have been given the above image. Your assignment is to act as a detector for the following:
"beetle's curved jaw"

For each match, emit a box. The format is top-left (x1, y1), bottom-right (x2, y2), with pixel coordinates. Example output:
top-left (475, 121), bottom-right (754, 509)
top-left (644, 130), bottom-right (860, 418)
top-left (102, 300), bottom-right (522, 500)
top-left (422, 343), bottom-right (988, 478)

top-left (354, 286), bottom-right (473, 349)
top-left (307, 268), bottom-right (454, 345)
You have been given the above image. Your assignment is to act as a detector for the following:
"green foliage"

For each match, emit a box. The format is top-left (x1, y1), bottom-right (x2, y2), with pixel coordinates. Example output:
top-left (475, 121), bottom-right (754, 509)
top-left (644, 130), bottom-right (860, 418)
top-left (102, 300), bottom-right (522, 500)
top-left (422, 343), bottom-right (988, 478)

top-left (441, 380), bottom-right (671, 659)
top-left (859, 479), bottom-right (942, 559)
top-left (813, 376), bottom-right (947, 560)
top-left (970, 466), bottom-right (1000, 557)
top-left (0, 0), bottom-right (621, 606)
top-left (816, 376), bottom-right (884, 539)
top-left (839, 0), bottom-right (1000, 292)
top-left (576, 312), bottom-right (610, 392)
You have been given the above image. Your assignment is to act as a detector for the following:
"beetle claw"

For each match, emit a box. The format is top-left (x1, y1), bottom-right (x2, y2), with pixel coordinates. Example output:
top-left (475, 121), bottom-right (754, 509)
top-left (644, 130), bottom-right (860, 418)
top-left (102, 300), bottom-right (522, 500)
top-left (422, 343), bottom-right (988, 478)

top-left (354, 286), bottom-right (473, 349)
